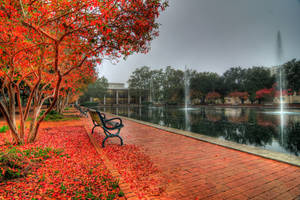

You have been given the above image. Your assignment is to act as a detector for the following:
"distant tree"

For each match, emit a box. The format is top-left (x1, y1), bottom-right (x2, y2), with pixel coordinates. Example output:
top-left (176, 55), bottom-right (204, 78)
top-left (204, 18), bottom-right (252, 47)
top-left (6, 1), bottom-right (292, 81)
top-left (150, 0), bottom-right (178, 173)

top-left (80, 77), bottom-right (108, 102)
top-left (190, 72), bottom-right (221, 103)
top-left (128, 66), bottom-right (152, 103)
top-left (283, 59), bottom-right (300, 93)
top-left (244, 67), bottom-right (275, 103)
top-left (150, 69), bottom-right (164, 103)
top-left (162, 66), bottom-right (184, 105)
top-left (222, 67), bottom-right (246, 92)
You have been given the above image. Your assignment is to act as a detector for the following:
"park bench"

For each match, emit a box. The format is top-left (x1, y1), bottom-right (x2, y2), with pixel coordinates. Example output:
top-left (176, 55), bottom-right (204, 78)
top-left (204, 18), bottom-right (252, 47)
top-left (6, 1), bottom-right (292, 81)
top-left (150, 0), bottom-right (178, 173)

top-left (88, 109), bottom-right (124, 147)
top-left (75, 104), bottom-right (88, 117)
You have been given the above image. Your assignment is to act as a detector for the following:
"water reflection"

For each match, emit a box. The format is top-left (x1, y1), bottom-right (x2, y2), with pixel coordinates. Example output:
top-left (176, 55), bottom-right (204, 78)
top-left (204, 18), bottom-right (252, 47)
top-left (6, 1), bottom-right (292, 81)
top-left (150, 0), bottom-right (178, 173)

top-left (93, 106), bottom-right (300, 156)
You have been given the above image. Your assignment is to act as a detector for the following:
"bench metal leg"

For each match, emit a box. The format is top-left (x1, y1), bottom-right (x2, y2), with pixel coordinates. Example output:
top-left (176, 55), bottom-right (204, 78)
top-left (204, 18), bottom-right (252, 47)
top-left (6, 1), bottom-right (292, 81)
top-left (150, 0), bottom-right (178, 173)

top-left (92, 125), bottom-right (97, 134)
top-left (102, 136), bottom-right (109, 148)
top-left (116, 135), bottom-right (123, 146)
top-left (102, 135), bottom-right (123, 148)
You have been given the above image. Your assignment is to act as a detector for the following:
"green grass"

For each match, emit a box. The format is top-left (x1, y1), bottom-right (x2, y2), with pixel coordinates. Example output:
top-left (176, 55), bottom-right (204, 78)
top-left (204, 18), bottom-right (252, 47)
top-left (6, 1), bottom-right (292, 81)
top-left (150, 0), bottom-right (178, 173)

top-left (0, 125), bottom-right (9, 133)
top-left (0, 146), bottom-right (68, 181)
top-left (64, 107), bottom-right (71, 111)
top-left (39, 110), bottom-right (80, 122)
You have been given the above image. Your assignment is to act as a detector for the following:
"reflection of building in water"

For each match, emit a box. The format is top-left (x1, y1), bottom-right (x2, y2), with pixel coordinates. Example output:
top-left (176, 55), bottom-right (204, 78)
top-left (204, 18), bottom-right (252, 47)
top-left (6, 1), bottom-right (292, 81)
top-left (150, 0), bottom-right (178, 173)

top-left (205, 110), bottom-right (221, 122)
top-left (95, 83), bottom-right (149, 105)
top-left (224, 97), bottom-right (251, 105)
top-left (224, 108), bottom-right (248, 123)
top-left (224, 108), bottom-right (242, 118)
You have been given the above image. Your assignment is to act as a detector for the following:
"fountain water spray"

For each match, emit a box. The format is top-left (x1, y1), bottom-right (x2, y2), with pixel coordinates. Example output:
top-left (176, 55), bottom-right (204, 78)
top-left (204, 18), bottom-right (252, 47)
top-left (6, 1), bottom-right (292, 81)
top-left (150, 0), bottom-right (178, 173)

top-left (184, 66), bottom-right (191, 131)
top-left (184, 66), bottom-right (190, 109)
top-left (276, 30), bottom-right (286, 144)
top-left (277, 31), bottom-right (284, 115)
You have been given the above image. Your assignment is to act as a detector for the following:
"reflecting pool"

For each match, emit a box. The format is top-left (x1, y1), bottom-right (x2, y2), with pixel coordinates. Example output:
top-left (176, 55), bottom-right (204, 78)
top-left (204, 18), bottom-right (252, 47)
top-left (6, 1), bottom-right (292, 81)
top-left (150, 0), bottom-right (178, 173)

top-left (93, 106), bottom-right (300, 157)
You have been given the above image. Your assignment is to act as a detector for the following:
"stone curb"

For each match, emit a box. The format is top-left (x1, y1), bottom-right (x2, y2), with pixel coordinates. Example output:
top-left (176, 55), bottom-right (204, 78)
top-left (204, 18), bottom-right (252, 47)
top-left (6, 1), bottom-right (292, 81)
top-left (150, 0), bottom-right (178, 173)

top-left (105, 112), bottom-right (300, 168)
top-left (82, 124), bottom-right (140, 200)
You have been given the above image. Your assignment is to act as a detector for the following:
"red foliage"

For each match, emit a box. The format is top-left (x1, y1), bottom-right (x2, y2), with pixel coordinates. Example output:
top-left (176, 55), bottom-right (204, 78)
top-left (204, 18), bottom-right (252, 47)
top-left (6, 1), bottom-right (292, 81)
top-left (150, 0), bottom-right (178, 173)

top-left (206, 92), bottom-right (221, 100)
top-left (0, 126), bottom-right (124, 199)
top-left (228, 91), bottom-right (249, 100)
top-left (92, 131), bottom-right (167, 198)
top-left (0, 0), bottom-right (168, 143)
top-left (255, 88), bottom-right (274, 99)
top-left (274, 89), bottom-right (294, 97)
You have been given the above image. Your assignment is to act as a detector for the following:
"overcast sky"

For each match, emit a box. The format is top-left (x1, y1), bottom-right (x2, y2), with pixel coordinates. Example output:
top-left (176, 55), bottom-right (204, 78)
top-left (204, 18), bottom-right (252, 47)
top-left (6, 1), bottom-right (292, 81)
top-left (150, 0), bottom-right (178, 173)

top-left (98, 0), bottom-right (300, 84)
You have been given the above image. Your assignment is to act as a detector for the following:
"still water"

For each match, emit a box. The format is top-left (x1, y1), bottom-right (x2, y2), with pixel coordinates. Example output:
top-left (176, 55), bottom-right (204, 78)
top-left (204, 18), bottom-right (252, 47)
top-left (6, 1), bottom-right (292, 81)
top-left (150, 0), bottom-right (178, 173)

top-left (94, 106), bottom-right (300, 157)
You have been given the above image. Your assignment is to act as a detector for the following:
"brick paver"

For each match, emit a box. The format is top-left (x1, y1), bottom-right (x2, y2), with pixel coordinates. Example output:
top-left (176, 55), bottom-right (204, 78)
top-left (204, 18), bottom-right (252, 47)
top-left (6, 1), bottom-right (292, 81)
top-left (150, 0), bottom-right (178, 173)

top-left (85, 114), bottom-right (300, 200)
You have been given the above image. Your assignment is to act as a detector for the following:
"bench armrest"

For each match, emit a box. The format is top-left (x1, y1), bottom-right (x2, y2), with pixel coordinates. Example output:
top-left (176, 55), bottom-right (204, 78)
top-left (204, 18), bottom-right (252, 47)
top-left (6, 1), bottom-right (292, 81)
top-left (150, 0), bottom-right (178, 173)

top-left (105, 117), bottom-right (123, 127)
top-left (100, 113), bottom-right (106, 119)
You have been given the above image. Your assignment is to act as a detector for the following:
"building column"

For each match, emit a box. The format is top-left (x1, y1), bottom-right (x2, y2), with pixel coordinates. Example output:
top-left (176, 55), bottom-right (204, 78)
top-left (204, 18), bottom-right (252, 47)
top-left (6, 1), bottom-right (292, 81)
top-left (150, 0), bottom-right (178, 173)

top-left (128, 90), bottom-right (130, 104)
top-left (90, 97), bottom-right (93, 102)
top-left (104, 95), bottom-right (106, 105)
top-left (139, 96), bottom-right (142, 105)
top-left (116, 90), bottom-right (119, 104)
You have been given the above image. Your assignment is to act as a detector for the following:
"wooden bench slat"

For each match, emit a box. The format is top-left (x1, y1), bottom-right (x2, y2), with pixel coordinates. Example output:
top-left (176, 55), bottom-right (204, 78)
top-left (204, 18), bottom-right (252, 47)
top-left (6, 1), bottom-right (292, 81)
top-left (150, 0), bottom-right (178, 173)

top-left (88, 109), bottom-right (124, 147)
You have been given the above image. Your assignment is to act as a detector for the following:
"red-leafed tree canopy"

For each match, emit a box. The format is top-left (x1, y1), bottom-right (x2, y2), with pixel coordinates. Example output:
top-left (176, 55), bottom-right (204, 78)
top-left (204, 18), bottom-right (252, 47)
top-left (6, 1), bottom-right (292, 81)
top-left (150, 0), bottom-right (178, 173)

top-left (255, 88), bottom-right (274, 104)
top-left (206, 92), bottom-right (221, 104)
top-left (0, 0), bottom-right (168, 143)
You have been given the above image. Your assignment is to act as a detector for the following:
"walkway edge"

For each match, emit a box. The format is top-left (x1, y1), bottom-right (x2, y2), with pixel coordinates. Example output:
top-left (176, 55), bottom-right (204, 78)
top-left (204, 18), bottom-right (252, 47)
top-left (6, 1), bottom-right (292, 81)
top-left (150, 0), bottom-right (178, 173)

top-left (83, 125), bottom-right (141, 200)
top-left (106, 113), bottom-right (300, 168)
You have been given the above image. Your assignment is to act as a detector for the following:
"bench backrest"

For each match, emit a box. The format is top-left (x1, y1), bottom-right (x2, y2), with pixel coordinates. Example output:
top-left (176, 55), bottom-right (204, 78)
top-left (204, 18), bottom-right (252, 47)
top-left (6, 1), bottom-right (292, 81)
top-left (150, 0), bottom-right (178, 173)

top-left (88, 109), bottom-right (104, 127)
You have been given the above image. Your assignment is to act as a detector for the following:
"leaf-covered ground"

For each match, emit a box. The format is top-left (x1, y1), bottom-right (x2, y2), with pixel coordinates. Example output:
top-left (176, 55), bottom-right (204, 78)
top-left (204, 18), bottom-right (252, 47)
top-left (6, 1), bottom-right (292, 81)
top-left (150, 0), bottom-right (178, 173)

top-left (87, 121), bottom-right (168, 199)
top-left (0, 126), bottom-right (125, 200)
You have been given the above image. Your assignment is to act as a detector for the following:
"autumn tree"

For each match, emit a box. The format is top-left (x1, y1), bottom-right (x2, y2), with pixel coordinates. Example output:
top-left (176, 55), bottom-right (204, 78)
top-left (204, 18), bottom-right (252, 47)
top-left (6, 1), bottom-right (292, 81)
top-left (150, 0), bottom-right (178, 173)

top-left (55, 62), bottom-right (97, 114)
top-left (256, 88), bottom-right (274, 104)
top-left (0, 0), bottom-right (168, 143)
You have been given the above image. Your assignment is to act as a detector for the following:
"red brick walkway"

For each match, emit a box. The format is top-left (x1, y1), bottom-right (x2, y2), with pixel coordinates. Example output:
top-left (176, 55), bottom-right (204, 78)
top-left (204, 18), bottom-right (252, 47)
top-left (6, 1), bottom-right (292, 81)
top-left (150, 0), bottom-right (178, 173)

top-left (86, 114), bottom-right (300, 200)
top-left (119, 117), bottom-right (300, 200)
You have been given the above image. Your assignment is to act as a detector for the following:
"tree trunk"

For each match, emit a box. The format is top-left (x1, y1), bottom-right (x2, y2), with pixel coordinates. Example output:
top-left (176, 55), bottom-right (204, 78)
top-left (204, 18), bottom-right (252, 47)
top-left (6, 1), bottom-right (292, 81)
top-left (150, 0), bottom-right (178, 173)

top-left (0, 101), bottom-right (21, 143)
top-left (16, 87), bottom-right (25, 143)
top-left (28, 73), bottom-right (62, 142)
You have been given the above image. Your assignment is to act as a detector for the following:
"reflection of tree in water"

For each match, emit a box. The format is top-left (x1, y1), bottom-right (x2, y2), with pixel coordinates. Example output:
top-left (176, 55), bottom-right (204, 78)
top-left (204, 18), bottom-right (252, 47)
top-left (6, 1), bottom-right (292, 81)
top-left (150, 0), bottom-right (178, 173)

top-left (189, 119), bottom-right (276, 147)
top-left (282, 122), bottom-right (300, 156)
top-left (256, 112), bottom-right (277, 127)
top-left (223, 123), bottom-right (277, 146)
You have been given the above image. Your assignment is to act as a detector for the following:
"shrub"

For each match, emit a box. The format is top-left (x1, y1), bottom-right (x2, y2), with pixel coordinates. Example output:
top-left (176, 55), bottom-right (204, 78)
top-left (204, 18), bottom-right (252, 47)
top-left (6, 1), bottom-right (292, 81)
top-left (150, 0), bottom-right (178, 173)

top-left (39, 110), bottom-right (64, 121)
top-left (142, 101), bottom-right (153, 106)
top-left (80, 102), bottom-right (98, 107)
top-left (0, 125), bottom-right (9, 133)
top-left (0, 147), bottom-right (68, 181)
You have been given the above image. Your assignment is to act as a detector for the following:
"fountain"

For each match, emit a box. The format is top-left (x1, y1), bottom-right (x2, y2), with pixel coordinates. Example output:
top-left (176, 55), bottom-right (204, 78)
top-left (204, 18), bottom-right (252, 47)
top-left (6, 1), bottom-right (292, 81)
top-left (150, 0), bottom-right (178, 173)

top-left (277, 31), bottom-right (285, 114)
top-left (184, 66), bottom-right (190, 109)
top-left (269, 31), bottom-right (299, 115)
top-left (184, 66), bottom-right (191, 131)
